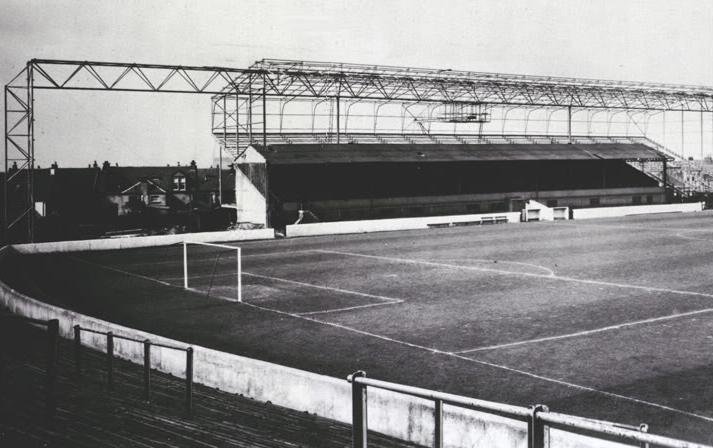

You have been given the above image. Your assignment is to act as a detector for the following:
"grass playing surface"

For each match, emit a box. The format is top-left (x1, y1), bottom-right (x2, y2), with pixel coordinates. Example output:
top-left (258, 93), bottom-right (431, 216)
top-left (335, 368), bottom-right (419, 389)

top-left (5, 211), bottom-right (713, 443)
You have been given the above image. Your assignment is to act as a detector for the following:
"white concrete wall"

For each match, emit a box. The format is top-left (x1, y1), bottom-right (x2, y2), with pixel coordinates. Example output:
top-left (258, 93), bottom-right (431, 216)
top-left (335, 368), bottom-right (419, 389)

top-left (235, 146), bottom-right (267, 225)
top-left (573, 202), bottom-right (704, 220)
top-left (12, 228), bottom-right (274, 254)
top-left (286, 212), bottom-right (521, 238)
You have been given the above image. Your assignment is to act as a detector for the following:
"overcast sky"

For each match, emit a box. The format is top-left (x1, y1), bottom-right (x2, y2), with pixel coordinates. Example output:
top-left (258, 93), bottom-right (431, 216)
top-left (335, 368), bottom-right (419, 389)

top-left (1, 0), bottom-right (712, 169)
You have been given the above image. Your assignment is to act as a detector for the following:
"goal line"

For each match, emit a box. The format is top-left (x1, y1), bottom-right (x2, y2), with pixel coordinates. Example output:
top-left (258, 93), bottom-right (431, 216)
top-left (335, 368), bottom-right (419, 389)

top-left (182, 241), bottom-right (242, 302)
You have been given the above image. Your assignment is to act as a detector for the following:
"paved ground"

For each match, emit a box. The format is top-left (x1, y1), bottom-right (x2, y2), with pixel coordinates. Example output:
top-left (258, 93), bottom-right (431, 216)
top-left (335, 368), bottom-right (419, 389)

top-left (4, 210), bottom-right (713, 444)
top-left (0, 317), bottom-right (419, 448)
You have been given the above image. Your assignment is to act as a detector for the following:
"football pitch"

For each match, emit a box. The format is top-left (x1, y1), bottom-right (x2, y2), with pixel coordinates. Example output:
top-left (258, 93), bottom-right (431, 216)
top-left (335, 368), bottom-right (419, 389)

top-left (8, 211), bottom-right (713, 443)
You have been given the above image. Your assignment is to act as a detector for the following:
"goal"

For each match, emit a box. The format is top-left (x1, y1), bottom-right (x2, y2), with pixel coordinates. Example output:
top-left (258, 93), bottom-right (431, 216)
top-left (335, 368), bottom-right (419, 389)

top-left (182, 241), bottom-right (242, 302)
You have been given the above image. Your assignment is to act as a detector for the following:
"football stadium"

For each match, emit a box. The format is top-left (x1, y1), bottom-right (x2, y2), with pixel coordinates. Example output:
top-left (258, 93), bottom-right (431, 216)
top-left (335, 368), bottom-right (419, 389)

top-left (3, 56), bottom-right (713, 448)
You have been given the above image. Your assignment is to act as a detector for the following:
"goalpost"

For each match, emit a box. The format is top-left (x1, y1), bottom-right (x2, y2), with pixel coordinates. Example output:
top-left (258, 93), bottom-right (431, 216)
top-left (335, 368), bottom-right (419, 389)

top-left (182, 241), bottom-right (242, 302)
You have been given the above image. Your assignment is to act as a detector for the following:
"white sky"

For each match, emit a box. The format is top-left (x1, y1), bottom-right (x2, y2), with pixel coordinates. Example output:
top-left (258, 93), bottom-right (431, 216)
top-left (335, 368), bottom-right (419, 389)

top-left (1, 0), bottom-right (712, 169)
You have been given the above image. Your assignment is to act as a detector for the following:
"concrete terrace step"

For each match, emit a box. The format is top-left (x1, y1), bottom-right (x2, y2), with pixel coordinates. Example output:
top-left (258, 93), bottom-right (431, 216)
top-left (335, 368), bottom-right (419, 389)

top-left (0, 320), bottom-right (421, 448)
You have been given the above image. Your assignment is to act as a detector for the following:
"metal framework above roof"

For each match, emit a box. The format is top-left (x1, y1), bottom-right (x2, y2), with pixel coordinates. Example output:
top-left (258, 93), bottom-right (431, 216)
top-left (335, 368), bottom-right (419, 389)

top-left (245, 59), bottom-right (713, 111)
top-left (12, 58), bottom-right (713, 110)
top-left (5, 57), bottom-right (713, 242)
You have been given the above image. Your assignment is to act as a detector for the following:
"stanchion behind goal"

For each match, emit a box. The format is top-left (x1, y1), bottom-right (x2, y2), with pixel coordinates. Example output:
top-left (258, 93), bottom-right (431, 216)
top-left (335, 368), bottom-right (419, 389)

top-left (182, 241), bottom-right (242, 302)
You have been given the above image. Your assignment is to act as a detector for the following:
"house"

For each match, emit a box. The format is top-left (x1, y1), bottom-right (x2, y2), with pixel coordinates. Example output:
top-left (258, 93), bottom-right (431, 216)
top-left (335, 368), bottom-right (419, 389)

top-left (99, 162), bottom-right (193, 216)
top-left (2, 161), bottom-right (236, 242)
top-left (98, 161), bottom-right (235, 216)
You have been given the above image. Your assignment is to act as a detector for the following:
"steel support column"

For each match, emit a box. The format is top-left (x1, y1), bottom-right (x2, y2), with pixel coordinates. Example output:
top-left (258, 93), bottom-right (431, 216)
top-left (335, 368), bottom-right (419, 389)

top-left (336, 96), bottom-right (340, 144)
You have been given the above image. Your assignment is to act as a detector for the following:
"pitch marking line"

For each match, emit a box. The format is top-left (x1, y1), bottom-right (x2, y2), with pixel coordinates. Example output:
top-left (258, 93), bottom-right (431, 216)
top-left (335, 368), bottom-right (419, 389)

top-left (71, 255), bottom-right (713, 423)
top-left (564, 222), bottom-right (713, 243)
top-left (118, 249), bottom-right (318, 268)
top-left (235, 300), bottom-right (713, 424)
top-left (76, 255), bottom-right (403, 314)
top-left (674, 232), bottom-right (713, 243)
top-left (71, 256), bottom-right (175, 287)
top-left (438, 258), bottom-right (555, 276)
top-left (454, 306), bottom-right (713, 353)
top-left (242, 271), bottom-right (404, 305)
top-left (565, 222), bottom-right (713, 233)
top-left (314, 249), bottom-right (713, 300)
top-left (297, 302), bottom-right (401, 315)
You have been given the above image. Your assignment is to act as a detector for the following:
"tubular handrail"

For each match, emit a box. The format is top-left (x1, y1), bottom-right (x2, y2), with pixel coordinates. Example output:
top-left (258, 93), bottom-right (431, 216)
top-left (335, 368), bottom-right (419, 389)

top-left (541, 412), bottom-right (711, 448)
top-left (347, 374), bottom-right (530, 419)
top-left (347, 372), bottom-right (713, 448)
top-left (73, 324), bottom-right (194, 416)
top-left (75, 325), bottom-right (189, 352)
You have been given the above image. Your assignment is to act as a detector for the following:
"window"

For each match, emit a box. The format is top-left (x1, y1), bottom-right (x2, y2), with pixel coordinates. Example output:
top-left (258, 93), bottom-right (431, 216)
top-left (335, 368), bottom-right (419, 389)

top-left (173, 173), bottom-right (186, 191)
top-left (589, 198), bottom-right (600, 206)
top-left (149, 195), bottom-right (162, 205)
top-left (647, 195), bottom-right (654, 204)
top-left (632, 195), bottom-right (642, 204)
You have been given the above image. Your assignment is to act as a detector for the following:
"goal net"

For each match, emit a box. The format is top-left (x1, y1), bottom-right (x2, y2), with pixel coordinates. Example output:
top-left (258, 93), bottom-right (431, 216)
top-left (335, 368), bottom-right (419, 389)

top-left (182, 241), bottom-right (242, 302)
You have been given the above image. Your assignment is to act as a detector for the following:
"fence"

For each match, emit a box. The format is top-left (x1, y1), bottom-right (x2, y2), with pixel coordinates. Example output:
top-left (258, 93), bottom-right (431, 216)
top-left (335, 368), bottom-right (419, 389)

top-left (348, 371), bottom-right (713, 448)
top-left (0, 314), bottom-right (59, 417)
top-left (73, 324), bottom-right (194, 416)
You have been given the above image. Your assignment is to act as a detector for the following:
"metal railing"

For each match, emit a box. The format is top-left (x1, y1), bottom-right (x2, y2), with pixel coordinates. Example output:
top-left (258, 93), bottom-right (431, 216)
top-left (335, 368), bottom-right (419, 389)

top-left (73, 325), bottom-right (194, 416)
top-left (347, 371), bottom-right (712, 448)
top-left (0, 314), bottom-right (59, 417)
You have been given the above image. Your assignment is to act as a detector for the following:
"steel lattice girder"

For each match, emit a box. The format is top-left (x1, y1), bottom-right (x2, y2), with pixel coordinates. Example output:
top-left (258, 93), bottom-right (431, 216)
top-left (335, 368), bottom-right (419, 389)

top-left (3, 62), bottom-right (35, 243)
top-left (22, 58), bottom-right (713, 111)
top-left (5, 57), bottom-right (713, 242)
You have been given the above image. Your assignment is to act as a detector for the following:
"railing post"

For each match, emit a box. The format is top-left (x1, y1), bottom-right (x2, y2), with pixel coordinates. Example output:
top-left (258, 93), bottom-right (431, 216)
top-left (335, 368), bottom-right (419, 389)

top-left (638, 423), bottom-right (649, 448)
top-left (73, 325), bottom-right (81, 376)
top-left (185, 347), bottom-right (193, 417)
top-left (350, 371), bottom-right (368, 448)
top-left (106, 331), bottom-right (114, 390)
top-left (434, 398), bottom-right (443, 448)
top-left (0, 317), bottom-right (6, 391)
top-left (183, 242), bottom-right (188, 289)
top-left (143, 339), bottom-right (151, 402)
top-left (46, 319), bottom-right (59, 418)
top-left (528, 404), bottom-right (548, 448)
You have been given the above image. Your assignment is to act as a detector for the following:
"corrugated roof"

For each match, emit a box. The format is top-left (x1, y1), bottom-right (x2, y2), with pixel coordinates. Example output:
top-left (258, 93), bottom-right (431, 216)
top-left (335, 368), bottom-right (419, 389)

top-left (253, 143), bottom-right (665, 164)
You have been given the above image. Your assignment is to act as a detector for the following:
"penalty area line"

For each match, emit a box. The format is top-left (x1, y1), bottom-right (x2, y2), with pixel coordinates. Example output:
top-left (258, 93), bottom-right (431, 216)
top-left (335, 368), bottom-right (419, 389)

top-left (72, 255), bottom-right (404, 315)
top-left (233, 298), bottom-right (713, 424)
top-left (242, 271), bottom-right (403, 304)
top-left (455, 306), bottom-right (713, 353)
top-left (296, 300), bottom-right (403, 316)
